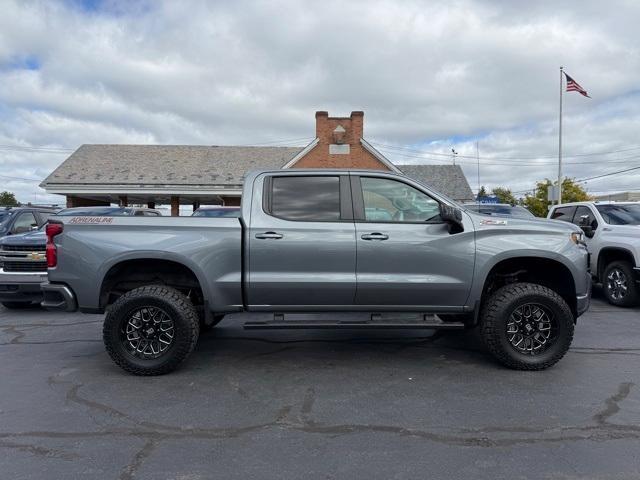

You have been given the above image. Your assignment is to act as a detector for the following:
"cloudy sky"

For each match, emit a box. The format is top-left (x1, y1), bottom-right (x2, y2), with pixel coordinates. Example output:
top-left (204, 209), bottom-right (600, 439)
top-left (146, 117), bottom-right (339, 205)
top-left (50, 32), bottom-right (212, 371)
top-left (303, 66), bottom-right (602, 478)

top-left (1, 0), bottom-right (639, 204)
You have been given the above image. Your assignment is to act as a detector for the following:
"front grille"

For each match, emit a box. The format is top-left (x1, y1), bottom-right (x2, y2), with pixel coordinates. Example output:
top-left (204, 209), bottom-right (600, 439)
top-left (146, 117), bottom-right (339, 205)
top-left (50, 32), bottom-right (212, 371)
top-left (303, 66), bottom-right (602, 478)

top-left (3, 261), bottom-right (47, 273)
top-left (1, 245), bottom-right (46, 252)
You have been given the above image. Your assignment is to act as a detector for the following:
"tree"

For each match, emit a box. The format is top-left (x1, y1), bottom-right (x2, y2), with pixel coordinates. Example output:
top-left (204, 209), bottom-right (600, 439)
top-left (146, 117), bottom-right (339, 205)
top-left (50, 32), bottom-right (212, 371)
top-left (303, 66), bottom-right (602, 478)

top-left (477, 186), bottom-right (488, 198)
top-left (491, 187), bottom-right (517, 205)
top-left (0, 191), bottom-right (18, 207)
top-left (524, 178), bottom-right (591, 217)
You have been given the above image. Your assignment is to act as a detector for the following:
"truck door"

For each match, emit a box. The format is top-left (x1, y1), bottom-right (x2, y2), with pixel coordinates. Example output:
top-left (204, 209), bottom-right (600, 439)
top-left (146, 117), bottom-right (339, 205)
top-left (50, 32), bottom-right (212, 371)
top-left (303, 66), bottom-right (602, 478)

top-left (351, 175), bottom-right (475, 308)
top-left (247, 173), bottom-right (356, 308)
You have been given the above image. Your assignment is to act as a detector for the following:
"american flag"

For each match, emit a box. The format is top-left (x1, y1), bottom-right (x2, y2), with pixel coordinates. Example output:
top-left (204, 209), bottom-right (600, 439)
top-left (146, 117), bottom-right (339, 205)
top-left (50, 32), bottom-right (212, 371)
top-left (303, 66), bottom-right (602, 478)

top-left (564, 72), bottom-right (590, 98)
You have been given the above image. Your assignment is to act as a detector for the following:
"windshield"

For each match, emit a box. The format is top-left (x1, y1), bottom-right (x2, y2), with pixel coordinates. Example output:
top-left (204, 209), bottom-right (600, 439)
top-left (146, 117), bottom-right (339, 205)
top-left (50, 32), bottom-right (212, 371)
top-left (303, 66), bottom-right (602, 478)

top-left (56, 207), bottom-right (133, 216)
top-left (596, 204), bottom-right (640, 225)
top-left (193, 208), bottom-right (241, 218)
top-left (464, 204), bottom-right (535, 218)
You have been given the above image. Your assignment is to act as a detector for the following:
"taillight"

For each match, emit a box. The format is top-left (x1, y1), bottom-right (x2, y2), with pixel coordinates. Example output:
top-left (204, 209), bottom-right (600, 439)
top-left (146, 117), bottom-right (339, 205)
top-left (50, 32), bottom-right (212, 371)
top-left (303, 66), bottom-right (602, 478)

top-left (46, 223), bottom-right (64, 268)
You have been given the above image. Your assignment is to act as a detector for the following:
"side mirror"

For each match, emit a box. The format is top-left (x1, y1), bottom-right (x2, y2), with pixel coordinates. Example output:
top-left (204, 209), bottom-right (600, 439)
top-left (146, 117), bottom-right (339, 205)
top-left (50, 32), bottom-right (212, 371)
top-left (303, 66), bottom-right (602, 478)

top-left (580, 225), bottom-right (595, 238)
top-left (439, 204), bottom-right (464, 234)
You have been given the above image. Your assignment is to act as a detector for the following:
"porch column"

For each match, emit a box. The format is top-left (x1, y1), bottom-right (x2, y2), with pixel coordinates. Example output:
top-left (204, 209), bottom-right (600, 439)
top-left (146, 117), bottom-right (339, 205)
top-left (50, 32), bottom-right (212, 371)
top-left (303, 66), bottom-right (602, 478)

top-left (192, 200), bottom-right (200, 213)
top-left (171, 196), bottom-right (180, 217)
top-left (119, 195), bottom-right (128, 207)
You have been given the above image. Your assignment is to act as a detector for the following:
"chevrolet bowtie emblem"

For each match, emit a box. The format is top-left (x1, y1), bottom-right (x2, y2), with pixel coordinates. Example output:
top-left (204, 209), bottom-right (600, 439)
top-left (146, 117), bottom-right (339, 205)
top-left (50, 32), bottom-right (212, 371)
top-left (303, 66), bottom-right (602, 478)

top-left (28, 252), bottom-right (45, 261)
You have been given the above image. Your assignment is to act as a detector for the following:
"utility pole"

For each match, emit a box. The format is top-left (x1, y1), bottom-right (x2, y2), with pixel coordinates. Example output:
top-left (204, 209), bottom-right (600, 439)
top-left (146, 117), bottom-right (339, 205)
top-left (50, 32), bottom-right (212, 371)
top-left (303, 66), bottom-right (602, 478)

top-left (476, 141), bottom-right (480, 196)
top-left (451, 148), bottom-right (458, 166)
top-left (557, 66), bottom-right (564, 205)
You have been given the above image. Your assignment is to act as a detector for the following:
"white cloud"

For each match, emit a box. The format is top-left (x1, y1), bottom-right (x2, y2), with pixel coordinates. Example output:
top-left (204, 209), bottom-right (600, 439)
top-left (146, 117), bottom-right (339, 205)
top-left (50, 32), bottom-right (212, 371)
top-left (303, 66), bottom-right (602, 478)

top-left (0, 0), bottom-right (639, 202)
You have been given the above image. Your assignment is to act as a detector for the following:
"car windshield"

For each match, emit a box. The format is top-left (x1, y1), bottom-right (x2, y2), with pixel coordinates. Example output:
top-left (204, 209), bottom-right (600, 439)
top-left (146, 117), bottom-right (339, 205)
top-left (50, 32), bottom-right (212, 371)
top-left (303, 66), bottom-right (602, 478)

top-left (56, 207), bottom-right (133, 216)
top-left (596, 204), bottom-right (640, 225)
top-left (464, 204), bottom-right (535, 218)
top-left (192, 208), bottom-right (241, 218)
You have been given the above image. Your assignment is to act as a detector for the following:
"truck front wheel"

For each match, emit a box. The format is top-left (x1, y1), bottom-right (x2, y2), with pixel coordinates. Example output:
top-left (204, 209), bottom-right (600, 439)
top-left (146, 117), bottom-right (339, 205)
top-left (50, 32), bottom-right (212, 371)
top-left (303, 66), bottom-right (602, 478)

top-left (103, 285), bottom-right (200, 375)
top-left (480, 283), bottom-right (574, 370)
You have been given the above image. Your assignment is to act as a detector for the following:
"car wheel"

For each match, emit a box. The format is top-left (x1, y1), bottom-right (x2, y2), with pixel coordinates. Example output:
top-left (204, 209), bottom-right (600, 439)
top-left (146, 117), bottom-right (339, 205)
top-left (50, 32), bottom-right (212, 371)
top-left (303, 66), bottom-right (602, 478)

top-left (103, 285), bottom-right (199, 375)
top-left (1, 301), bottom-right (34, 309)
top-left (603, 261), bottom-right (640, 307)
top-left (480, 282), bottom-right (574, 370)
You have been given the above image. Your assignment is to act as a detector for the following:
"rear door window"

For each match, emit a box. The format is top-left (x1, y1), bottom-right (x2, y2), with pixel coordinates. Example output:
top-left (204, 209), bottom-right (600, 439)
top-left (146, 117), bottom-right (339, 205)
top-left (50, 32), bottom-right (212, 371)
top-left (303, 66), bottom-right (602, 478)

top-left (550, 206), bottom-right (576, 222)
top-left (268, 176), bottom-right (341, 222)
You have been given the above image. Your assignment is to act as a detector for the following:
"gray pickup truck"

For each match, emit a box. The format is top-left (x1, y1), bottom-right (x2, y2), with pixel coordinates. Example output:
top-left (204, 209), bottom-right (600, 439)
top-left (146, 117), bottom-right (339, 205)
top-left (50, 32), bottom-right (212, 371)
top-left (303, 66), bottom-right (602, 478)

top-left (42, 169), bottom-right (591, 375)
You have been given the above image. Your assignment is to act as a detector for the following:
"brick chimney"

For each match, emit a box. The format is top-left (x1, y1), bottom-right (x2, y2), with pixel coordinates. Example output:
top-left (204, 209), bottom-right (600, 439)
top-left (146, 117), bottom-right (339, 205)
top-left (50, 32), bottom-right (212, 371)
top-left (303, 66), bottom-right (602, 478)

top-left (292, 110), bottom-right (390, 170)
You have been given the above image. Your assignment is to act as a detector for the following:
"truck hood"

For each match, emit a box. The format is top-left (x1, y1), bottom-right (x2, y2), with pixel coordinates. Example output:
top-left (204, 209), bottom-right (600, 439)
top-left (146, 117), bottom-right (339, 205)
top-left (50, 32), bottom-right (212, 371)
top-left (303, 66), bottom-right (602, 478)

top-left (465, 210), bottom-right (578, 234)
top-left (0, 230), bottom-right (46, 247)
top-left (602, 224), bottom-right (640, 241)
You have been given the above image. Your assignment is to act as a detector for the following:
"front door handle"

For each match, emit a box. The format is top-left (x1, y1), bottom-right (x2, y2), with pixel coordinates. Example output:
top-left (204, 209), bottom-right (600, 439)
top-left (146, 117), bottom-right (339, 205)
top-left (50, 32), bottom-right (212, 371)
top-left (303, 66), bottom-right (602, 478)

top-left (361, 232), bottom-right (389, 241)
top-left (255, 231), bottom-right (284, 240)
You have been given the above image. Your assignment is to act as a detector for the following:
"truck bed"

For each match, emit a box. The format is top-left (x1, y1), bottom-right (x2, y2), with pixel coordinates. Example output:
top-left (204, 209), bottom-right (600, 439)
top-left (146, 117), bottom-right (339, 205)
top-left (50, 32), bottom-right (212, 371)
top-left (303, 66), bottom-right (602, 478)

top-left (47, 216), bottom-right (244, 313)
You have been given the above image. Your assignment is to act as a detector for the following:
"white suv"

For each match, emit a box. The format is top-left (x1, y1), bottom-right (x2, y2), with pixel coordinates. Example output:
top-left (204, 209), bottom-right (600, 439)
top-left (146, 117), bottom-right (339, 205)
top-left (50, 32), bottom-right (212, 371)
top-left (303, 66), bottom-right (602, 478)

top-left (547, 201), bottom-right (640, 306)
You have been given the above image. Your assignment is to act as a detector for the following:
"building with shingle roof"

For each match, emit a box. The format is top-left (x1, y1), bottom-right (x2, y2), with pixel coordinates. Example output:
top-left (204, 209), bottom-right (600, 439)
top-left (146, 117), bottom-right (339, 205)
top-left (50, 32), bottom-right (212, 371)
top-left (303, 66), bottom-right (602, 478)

top-left (397, 164), bottom-right (474, 202)
top-left (40, 111), bottom-right (474, 215)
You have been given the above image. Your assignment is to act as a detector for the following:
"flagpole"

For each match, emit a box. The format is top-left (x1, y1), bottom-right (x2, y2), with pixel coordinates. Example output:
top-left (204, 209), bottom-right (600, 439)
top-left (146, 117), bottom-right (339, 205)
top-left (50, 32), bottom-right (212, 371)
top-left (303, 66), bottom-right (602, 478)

top-left (557, 66), bottom-right (564, 204)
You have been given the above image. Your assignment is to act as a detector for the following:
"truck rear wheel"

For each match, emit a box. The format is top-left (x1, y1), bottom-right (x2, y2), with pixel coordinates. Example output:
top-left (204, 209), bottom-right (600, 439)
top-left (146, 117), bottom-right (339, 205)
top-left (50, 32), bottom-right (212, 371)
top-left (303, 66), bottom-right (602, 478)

top-left (602, 261), bottom-right (640, 307)
top-left (103, 285), bottom-right (199, 375)
top-left (480, 283), bottom-right (574, 370)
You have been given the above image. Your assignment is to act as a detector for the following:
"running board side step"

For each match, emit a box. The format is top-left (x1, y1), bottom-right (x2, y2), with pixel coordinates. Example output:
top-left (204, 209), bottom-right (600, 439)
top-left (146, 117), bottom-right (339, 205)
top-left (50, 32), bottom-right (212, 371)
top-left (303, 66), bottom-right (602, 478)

top-left (243, 313), bottom-right (465, 330)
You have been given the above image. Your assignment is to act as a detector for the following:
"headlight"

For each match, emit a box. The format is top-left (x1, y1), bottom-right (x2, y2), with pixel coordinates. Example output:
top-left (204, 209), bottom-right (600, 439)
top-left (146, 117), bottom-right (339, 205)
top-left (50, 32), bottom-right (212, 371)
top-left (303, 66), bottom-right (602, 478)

top-left (570, 231), bottom-right (585, 245)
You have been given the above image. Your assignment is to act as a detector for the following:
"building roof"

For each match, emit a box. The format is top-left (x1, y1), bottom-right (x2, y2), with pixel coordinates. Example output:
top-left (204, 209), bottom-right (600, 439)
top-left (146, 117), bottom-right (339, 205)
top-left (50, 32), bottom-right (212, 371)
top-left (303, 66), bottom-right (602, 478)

top-left (398, 164), bottom-right (475, 201)
top-left (40, 144), bottom-right (305, 188)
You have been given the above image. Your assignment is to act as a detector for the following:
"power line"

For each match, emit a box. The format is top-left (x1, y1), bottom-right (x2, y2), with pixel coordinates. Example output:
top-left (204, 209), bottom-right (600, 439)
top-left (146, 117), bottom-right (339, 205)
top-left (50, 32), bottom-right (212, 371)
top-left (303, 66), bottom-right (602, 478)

top-left (382, 147), bottom-right (640, 166)
top-left (0, 144), bottom-right (74, 153)
top-left (370, 141), bottom-right (640, 161)
top-left (576, 165), bottom-right (640, 183)
top-left (0, 174), bottom-right (42, 183)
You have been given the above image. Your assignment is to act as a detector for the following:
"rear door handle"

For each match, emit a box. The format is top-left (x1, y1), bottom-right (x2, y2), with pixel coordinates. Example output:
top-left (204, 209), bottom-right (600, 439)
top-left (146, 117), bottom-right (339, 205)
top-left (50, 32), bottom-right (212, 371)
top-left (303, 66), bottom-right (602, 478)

top-left (361, 232), bottom-right (389, 241)
top-left (255, 231), bottom-right (284, 240)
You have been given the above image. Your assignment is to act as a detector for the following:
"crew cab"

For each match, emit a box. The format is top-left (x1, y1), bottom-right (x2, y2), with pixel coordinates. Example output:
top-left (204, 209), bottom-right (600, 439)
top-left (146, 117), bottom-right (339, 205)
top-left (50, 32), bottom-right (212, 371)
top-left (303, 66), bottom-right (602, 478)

top-left (548, 201), bottom-right (640, 306)
top-left (42, 169), bottom-right (591, 375)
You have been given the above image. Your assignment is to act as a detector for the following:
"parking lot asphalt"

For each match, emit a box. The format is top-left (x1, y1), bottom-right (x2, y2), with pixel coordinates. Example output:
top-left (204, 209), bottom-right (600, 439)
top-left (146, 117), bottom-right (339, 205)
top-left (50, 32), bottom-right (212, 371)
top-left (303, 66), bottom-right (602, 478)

top-left (1, 290), bottom-right (639, 480)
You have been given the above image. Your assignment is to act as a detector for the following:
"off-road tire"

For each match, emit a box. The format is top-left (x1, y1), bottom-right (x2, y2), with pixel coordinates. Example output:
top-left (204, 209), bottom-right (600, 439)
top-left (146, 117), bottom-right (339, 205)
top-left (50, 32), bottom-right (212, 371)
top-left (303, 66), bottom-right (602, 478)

top-left (480, 282), bottom-right (574, 370)
top-left (103, 285), bottom-right (199, 375)
top-left (602, 261), bottom-right (640, 307)
top-left (1, 301), bottom-right (34, 309)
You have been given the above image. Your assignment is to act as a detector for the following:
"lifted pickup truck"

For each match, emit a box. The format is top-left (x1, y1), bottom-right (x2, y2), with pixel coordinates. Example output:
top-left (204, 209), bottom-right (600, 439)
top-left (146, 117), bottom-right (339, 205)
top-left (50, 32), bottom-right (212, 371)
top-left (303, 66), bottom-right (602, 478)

top-left (548, 201), bottom-right (640, 307)
top-left (42, 169), bottom-right (591, 375)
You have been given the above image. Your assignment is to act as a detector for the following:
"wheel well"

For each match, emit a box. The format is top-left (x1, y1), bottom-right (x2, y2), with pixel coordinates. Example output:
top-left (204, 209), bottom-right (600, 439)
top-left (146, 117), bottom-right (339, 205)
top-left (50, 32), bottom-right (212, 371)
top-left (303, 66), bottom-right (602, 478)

top-left (482, 257), bottom-right (577, 317)
top-left (100, 259), bottom-right (204, 310)
top-left (597, 248), bottom-right (635, 281)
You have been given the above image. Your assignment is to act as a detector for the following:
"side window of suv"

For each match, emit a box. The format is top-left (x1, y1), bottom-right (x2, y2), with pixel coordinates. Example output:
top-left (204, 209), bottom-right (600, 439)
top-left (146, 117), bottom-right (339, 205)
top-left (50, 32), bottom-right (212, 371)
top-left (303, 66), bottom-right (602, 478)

top-left (573, 206), bottom-right (598, 230)
top-left (11, 212), bottom-right (38, 234)
top-left (550, 206), bottom-right (576, 223)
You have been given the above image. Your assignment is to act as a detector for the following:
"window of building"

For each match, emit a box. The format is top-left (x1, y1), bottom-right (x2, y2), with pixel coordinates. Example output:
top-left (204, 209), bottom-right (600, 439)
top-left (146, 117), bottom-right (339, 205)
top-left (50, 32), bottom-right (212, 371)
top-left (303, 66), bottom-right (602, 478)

top-left (270, 176), bottom-right (341, 221)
